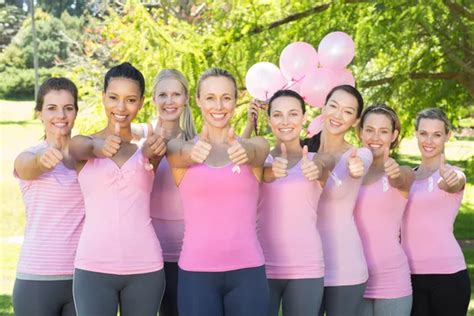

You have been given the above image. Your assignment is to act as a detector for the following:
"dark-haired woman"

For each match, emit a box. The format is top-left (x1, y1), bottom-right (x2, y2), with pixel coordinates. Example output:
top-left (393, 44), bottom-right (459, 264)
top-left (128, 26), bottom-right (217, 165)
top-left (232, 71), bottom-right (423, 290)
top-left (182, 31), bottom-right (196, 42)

top-left (70, 62), bottom-right (166, 316)
top-left (402, 108), bottom-right (470, 316)
top-left (355, 104), bottom-right (414, 316)
top-left (257, 90), bottom-right (334, 316)
top-left (12, 78), bottom-right (84, 316)
top-left (304, 85), bottom-right (373, 316)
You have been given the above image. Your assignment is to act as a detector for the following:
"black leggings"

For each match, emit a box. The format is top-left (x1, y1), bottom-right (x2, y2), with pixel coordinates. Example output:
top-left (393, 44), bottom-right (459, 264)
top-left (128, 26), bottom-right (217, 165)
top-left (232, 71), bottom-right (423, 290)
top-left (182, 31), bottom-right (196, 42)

top-left (160, 262), bottom-right (179, 316)
top-left (410, 269), bottom-right (471, 316)
top-left (73, 268), bottom-right (165, 316)
top-left (13, 278), bottom-right (76, 316)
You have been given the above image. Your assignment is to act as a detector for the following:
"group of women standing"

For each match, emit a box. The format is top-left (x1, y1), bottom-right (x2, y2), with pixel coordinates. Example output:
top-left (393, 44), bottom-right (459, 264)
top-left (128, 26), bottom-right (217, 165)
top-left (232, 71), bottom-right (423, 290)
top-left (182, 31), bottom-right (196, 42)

top-left (12, 61), bottom-right (470, 316)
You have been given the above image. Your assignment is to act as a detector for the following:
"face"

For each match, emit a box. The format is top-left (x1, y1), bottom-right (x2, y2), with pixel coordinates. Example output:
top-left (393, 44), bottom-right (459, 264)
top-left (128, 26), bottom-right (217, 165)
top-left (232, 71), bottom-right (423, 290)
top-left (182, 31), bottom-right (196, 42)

top-left (153, 78), bottom-right (187, 122)
top-left (268, 96), bottom-right (306, 143)
top-left (360, 113), bottom-right (398, 159)
top-left (37, 89), bottom-right (77, 137)
top-left (196, 76), bottom-right (236, 128)
top-left (416, 118), bottom-right (450, 159)
top-left (102, 77), bottom-right (144, 127)
top-left (322, 89), bottom-right (359, 135)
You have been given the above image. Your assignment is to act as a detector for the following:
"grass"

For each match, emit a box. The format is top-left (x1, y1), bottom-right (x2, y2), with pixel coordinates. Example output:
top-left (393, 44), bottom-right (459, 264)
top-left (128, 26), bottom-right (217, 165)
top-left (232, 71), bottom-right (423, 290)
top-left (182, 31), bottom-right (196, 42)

top-left (0, 100), bottom-right (473, 314)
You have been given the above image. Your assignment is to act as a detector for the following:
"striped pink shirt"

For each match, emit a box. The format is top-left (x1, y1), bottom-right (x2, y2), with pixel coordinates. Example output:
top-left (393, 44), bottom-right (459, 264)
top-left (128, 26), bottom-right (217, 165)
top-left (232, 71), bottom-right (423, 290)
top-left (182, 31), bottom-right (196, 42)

top-left (15, 142), bottom-right (85, 277)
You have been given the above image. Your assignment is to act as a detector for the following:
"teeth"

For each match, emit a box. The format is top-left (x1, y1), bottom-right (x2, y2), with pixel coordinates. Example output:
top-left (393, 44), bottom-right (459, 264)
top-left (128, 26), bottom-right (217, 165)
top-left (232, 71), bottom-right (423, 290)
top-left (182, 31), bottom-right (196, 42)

top-left (369, 144), bottom-right (382, 148)
top-left (330, 119), bottom-right (342, 126)
top-left (114, 114), bottom-right (127, 121)
top-left (53, 123), bottom-right (67, 127)
top-left (211, 113), bottom-right (225, 119)
top-left (423, 146), bottom-right (435, 152)
top-left (164, 108), bottom-right (177, 112)
top-left (279, 128), bottom-right (293, 132)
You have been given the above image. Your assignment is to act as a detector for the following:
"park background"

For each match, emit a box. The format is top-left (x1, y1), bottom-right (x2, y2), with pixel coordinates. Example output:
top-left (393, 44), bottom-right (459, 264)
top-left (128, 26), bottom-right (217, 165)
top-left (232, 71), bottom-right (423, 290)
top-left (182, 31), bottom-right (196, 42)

top-left (0, 0), bottom-right (473, 315)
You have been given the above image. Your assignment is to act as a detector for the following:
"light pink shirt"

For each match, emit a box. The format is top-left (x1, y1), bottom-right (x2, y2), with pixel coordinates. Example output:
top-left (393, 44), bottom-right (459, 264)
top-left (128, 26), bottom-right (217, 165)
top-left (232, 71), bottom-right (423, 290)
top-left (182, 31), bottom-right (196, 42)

top-left (178, 163), bottom-right (264, 272)
top-left (317, 147), bottom-right (372, 286)
top-left (257, 153), bottom-right (324, 279)
top-left (75, 147), bottom-right (163, 274)
top-left (354, 176), bottom-right (412, 298)
top-left (15, 142), bottom-right (85, 277)
top-left (402, 169), bottom-right (466, 274)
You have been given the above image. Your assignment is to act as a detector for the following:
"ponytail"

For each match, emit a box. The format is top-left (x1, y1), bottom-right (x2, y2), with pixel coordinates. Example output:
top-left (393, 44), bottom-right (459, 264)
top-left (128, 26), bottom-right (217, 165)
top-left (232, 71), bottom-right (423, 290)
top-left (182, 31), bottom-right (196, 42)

top-left (181, 103), bottom-right (197, 141)
top-left (301, 132), bottom-right (321, 153)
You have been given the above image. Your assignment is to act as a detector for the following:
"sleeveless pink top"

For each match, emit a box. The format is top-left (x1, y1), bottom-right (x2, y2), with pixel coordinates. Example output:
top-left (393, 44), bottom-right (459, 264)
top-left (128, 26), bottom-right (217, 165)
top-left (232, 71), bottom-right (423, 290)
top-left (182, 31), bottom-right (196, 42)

top-left (15, 142), bottom-right (85, 277)
top-left (75, 147), bottom-right (163, 274)
top-left (257, 153), bottom-right (324, 279)
top-left (402, 169), bottom-right (466, 274)
top-left (317, 147), bottom-right (372, 286)
top-left (150, 157), bottom-right (184, 262)
top-left (354, 176), bottom-right (412, 298)
top-left (178, 163), bottom-right (264, 272)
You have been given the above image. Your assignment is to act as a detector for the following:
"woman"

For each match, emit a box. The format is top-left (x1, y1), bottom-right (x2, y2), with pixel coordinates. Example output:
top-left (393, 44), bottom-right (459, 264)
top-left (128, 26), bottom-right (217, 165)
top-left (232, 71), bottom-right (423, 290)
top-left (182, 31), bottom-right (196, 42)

top-left (402, 108), bottom-right (471, 316)
top-left (12, 77), bottom-right (84, 316)
top-left (132, 69), bottom-right (197, 316)
top-left (304, 85), bottom-right (372, 316)
top-left (355, 104), bottom-right (414, 315)
top-left (70, 62), bottom-right (166, 316)
top-left (167, 67), bottom-right (270, 316)
top-left (257, 89), bottom-right (334, 316)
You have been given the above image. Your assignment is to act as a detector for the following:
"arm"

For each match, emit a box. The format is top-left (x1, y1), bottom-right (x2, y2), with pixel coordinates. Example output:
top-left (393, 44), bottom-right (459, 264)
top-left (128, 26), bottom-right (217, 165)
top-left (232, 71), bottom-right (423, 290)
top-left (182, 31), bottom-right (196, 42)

top-left (314, 152), bottom-right (335, 186)
top-left (241, 102), bottom-right (260, 138)
top-left (438, 166), bottom-right (466, 193)
top-left (388, 165), bottom-right (415, 195)
top-left (238, 136), bottom-right (270, 167)
top-left (14, 149), bottom-right (62, 180)
top-left (348, 147), bottom-right (373, 178)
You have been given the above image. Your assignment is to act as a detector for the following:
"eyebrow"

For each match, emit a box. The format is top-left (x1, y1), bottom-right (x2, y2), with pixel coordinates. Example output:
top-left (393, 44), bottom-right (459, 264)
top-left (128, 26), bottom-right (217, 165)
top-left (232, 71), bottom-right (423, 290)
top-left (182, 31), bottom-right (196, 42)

top-left (45, 103), bottom-right (75, 107)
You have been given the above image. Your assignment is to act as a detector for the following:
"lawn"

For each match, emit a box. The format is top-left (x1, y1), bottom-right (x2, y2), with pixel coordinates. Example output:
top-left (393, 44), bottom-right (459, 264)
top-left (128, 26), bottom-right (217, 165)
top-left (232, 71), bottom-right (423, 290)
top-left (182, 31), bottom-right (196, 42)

top-left (0, 100), bottom-right (473, 315)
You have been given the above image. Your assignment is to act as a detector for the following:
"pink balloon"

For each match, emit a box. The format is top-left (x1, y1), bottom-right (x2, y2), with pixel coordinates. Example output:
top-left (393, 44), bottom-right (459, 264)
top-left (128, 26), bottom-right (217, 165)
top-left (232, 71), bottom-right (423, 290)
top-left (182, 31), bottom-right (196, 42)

top-left (279, 42), bottom-right (318, 81)
top-left (333, 68), bottom-right (355, 87)
top-left (300, 68), bottom-right (337, 108)
top-left (285, 79), bottom-right (301, 94)
top-left (318, 32), bottom-right (355, 69)
top-left (307, 114), bottom-right (324, 137)
top-left (245, 62), bottom-right (287, 101)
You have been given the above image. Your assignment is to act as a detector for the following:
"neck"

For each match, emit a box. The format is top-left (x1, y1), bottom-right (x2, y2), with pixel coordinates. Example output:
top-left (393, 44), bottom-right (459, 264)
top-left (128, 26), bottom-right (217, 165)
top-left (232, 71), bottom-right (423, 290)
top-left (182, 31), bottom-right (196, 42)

top-left (161, 119), bottom-right (182, 138)
top-left (207, 125), bottom-right (230, 145)
top-left (107, 123), bottom-right (133, 142)
top-left (369, 154), bottom-right (385, 171)
top-left (276, 138), bottom-right (302, 156)
top-left (320, 129), bottom-right (347, 154)
top-left (420, 155), bottom-right (441, 171)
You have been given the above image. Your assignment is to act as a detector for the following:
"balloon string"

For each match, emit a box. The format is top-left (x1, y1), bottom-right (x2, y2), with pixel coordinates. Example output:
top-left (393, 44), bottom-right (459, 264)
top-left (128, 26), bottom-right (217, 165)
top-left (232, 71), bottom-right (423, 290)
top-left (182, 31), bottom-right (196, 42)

top-left (280, 74), bottom-right (306, 91)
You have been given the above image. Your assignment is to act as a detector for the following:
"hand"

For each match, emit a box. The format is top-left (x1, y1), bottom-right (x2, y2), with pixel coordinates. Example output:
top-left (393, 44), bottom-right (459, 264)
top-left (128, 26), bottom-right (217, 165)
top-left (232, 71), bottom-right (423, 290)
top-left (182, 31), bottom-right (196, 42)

top-left (227, 128), bottom-right (249, 165)
top-left (301, 145), bottom-right (321, 181)
top-left (98, 122), bottom-right (122, 158)
top-left (347, 148), bottom-right (365, 178)
top-left (383, 147), bottom-right (401, 179)
top-left (190, 125), bottom-right (212, 163)
top-left (37, 128), bottom-right (63, 170)
top-left (272, 143), bottom-right (288, 178)
top-left (247, 101), bottom-right (260, 128)
top-left (439, 154), bottom-right (459, 188)
top-left (143, 121), bottom-right (167, 158)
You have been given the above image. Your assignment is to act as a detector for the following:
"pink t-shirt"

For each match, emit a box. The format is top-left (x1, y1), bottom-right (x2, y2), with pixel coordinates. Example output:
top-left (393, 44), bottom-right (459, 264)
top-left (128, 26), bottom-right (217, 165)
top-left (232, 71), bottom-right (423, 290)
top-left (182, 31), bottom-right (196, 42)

top-left (317, 147), bottom-right (372, 286)
top-left (402, 169), bottom-right (466, 274)
top-left (257, 153), bottom-right (324, 279)
top-left (150, 157), bottom-right (184, 262)
top-left (354, 176), bottom-right (412, 298)
top-left (75, 146), bottom-right (163, 275)
top-left (178, 163), bottom-right (264, 272)
top-left (15, 142), bottom-right (85, 277)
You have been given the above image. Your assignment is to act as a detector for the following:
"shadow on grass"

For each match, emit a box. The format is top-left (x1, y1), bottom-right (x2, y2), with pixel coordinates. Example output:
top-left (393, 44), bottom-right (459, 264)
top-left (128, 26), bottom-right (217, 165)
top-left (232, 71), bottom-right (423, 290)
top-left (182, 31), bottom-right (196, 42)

top-left (0, 294), bottom-right (13, 316)
top-left (455, 204), bottom-right (474, 240)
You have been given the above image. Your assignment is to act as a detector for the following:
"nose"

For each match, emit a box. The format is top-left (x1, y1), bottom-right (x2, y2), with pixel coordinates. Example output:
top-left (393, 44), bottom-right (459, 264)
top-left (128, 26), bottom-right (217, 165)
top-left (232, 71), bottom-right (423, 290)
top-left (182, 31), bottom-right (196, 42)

top-left (334, 108), bottom-right (343, 119)
top-left (215, 100), bottom-right (224, 110)
top-left (116, 99), bottom-right (126, 111)
top-left (166, 96), bottom-right (173, 104)
top-left (58, 108), bottom-right (67, 119)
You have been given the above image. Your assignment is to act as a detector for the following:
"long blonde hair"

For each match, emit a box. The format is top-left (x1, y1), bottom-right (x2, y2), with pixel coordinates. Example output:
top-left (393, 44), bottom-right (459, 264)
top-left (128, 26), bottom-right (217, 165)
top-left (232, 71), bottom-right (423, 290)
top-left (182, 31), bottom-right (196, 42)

top-left (153, 69), bottom-right (197, 140)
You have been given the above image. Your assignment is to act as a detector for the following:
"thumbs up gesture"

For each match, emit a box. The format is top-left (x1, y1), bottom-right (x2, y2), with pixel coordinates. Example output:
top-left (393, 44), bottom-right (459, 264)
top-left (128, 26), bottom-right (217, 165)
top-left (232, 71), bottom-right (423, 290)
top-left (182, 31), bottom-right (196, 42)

top-left (97, 122), bottom-right (122, 158)
top-left (190, 125), bottom-right (212, 163)
top-left (383, 147), bottom-right (401, 179)
top-left (439, 154), bottom-right (459, 188)
top-left (227, 128), bottom-right (249, 165)
top-left (37, 128), bottom-right (64, 170)
top-left (347, 147), bottom-right (365, 178)
top-left (143, 120), bottom-right (167, 159)
top-left (301, 145), bottom-right (321, 181)
top-left (272, 143), bottom-right (289, 179)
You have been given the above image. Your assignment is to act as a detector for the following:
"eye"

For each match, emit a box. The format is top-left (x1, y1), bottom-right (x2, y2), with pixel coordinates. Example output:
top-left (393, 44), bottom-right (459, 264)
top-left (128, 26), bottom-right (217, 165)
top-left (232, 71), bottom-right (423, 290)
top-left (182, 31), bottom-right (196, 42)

top-left (329, 103), bottom-right (337, 108)
top-left (224, 96), bottom-right (232, 101)
top-left (128, 98), bottom-right (137, 103)
top-left (66, 106), bottom-right (75, 111)
top-left (158, 93), bottom-right (166, 97)
top-left (47, 106), bottom-right (56, 111)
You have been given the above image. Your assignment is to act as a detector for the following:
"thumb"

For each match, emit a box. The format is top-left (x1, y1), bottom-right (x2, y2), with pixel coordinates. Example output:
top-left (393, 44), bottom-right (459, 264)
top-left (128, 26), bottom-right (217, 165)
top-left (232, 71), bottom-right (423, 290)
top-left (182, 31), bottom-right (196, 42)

top-left (280, 143), bottom-right (287, 159)
top-left (383, 147), bottom-right (390, 162)
top-left (227, 127), bottom-right (237, 145)
top-left (200, 124), bottom-right (209, 142)
top-left (351, 147), bottom-right (357, 158)
top-left (440, 153), bottom-right (447, 172)
top-left (154, 117), bottom-right (163, 135)
top-left (52, 127), bottom-right (62, 150)
top-left (302, 145), bottom-right (309, 163)
top-left (114, 122), bottom-right (121, 137)
top-left (146, 122), bottom-right (153, 139)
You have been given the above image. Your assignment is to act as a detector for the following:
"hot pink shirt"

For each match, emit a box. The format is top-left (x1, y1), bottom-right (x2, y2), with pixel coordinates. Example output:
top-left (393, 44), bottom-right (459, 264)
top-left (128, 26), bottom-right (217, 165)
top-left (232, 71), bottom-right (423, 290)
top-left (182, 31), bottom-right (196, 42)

top-left (15, 142), bottom-right (85, 277)
top-left (402, 169), bottom-right (466, 274)
top-left (257, 153), bottom-right (324, 279)
top-left (75, 146), bottom-right (163, 275)
top-left (317, 147), bottom-right (372, 286)
top-left (178, 163), bottom-right (264, 272)
top-left (354, 176), bottom-right (412, 298)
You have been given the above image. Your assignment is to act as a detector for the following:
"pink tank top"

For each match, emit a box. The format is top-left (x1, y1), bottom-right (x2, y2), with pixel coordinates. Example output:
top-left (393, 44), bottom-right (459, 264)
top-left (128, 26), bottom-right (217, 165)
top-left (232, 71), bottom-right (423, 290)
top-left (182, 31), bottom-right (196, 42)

top-left (354, 176), bottom-right (412, 298)
top-left (402, 169), bottom-right (466, 274)
top-left (178, 163), bottom-right (264, 272)
top-left (257, 153), bottom-right (324, 279)
top-left (75, 146), bottom-right (163, 274)
top-left (15, 142), bottom-right (85, 277)
top-left (317, 147), bottom-right (372, 286)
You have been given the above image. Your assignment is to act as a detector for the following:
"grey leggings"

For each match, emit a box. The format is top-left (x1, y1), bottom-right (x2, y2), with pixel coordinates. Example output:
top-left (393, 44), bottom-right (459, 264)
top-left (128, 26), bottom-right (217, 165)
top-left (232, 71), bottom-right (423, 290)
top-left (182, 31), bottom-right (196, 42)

top-left (73, 268), bottom-right (165, 316)
top-left (12, 278), bottom-right (76, 316)
top-left (319, 282), bottom-right (367, 316)
top-left (358, 295), bottom-right (413, 316)
top-left (268, 278), bottom-right (324, 316)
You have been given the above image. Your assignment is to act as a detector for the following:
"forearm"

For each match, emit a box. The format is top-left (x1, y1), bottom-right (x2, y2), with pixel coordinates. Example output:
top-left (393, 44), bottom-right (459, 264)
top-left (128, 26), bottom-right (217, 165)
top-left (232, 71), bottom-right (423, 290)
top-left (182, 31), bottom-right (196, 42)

top-left (70, 136), bottom-right (99, 161)
top-left (263, 166), bottom-right (277, 183)
top-left (14, 153), bottom-right (48, 180)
